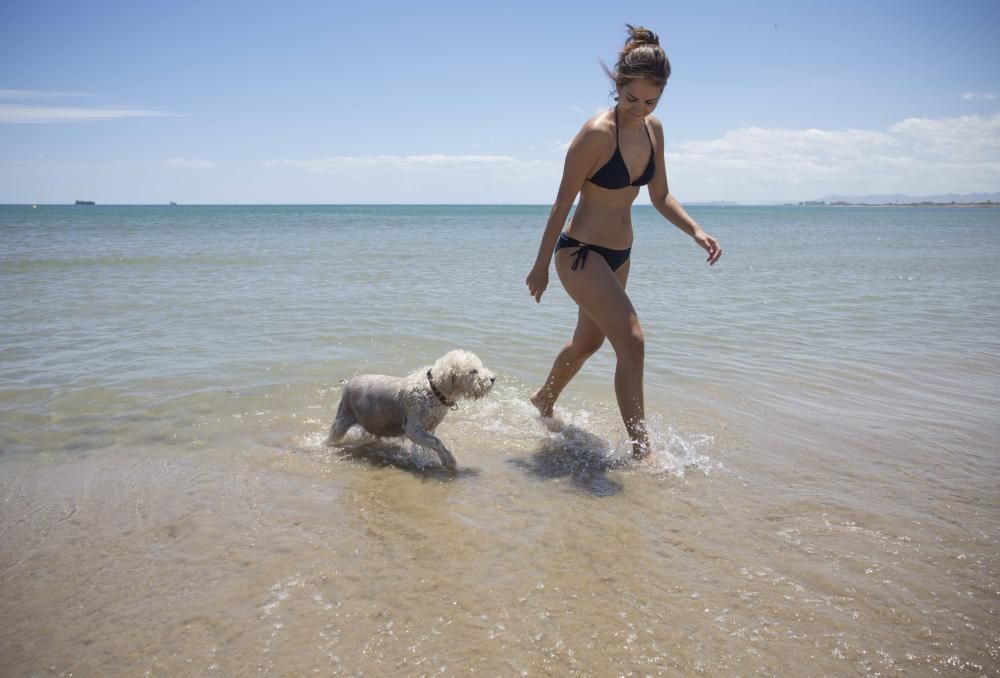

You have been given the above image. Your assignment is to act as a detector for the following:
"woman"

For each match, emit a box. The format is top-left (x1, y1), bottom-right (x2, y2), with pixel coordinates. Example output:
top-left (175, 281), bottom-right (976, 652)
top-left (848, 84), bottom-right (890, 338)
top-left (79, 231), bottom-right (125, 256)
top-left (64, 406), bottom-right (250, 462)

top-left (525, 25), bottom-right (722, 459)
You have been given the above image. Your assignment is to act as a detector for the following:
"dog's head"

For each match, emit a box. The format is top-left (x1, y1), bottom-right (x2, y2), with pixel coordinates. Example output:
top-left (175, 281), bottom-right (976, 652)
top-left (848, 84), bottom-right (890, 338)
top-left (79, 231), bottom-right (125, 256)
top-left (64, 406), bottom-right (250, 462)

top-left (432, 349), bottom-right (495, 401)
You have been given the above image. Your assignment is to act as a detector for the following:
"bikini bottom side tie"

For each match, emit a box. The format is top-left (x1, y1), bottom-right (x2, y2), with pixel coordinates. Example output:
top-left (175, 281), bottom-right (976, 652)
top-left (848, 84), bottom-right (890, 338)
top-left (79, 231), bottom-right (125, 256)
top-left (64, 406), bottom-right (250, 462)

top-left (555, 233), bottom-right (631, 272)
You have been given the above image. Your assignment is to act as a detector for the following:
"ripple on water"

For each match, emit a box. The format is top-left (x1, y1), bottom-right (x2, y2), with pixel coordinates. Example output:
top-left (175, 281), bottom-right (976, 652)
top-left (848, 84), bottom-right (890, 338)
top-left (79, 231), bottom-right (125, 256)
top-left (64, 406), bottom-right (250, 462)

top-left (2, 205), bottom-right (998, 675)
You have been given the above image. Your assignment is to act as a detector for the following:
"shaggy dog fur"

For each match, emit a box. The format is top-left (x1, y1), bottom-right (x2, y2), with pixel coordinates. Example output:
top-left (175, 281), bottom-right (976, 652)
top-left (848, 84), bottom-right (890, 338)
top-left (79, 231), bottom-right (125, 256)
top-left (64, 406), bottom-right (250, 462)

top-left (325, 350), bottom-right (495, 470)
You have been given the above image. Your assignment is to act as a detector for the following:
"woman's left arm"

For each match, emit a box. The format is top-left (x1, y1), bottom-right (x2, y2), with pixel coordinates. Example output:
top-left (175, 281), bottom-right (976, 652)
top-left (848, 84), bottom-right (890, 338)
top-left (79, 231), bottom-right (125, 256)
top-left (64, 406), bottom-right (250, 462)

top-left (646, 117), bottom-right (722, 265)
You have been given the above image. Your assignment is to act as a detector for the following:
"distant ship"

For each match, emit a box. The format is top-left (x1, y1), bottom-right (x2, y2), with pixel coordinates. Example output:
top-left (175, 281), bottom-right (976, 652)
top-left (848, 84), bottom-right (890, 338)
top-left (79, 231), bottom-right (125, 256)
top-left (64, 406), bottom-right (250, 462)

top-left (75, 200), bottom-right (95, 205)
top-left (169, 201), bottom-right (178, 206)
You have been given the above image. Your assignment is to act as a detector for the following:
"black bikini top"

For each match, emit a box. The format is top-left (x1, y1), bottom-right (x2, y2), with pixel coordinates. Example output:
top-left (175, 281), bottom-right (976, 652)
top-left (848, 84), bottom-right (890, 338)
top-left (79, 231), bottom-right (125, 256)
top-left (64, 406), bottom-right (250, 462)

top-left (587, 107), bottom-right (655, 189)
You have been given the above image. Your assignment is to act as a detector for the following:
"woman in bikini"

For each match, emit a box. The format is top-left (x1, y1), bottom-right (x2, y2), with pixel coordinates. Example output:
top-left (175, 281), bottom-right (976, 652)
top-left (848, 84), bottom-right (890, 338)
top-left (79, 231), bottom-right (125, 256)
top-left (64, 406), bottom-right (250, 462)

top-left (525, 25), bottom-right (722, 459)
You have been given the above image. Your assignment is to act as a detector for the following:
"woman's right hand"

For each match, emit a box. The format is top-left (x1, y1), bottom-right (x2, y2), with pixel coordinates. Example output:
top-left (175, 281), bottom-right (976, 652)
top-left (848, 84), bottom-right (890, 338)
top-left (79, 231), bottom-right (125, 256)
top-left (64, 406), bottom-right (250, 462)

top-left (526, 264), bottom-right (549, 303)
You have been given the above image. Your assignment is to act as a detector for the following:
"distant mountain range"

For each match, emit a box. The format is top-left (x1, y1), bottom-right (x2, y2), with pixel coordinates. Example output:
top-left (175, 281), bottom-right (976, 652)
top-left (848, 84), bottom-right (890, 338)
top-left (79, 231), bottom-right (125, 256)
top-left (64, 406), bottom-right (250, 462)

top-left (815, 192), bottom-right (1000, 204)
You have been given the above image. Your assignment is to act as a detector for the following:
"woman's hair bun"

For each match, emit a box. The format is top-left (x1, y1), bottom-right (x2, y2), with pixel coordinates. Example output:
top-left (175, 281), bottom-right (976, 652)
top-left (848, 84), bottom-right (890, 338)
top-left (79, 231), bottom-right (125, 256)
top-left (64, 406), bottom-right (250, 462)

top-left (603, 23), bottom-right (670, 90)
top-left (625, 24), bottom-right (659, 48)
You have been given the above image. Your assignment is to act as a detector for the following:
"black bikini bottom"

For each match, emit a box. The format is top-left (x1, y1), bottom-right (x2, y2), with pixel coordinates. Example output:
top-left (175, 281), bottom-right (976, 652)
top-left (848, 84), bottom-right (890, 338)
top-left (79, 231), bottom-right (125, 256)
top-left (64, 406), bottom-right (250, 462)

top-left (555, 233), bottom-right (632, 272)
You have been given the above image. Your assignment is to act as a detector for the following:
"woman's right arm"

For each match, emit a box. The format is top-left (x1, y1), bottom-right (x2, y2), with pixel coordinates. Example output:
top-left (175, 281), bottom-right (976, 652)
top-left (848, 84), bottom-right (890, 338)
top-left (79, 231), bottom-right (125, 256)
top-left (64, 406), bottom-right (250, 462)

top-left (526, 127), bottom-right (599, 303)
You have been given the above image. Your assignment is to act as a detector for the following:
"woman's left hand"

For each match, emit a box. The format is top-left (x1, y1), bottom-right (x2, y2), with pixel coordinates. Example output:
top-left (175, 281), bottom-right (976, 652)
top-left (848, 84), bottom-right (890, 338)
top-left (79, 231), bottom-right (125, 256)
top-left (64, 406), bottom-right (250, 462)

top-left (694, 230), bottom-right (722, 265)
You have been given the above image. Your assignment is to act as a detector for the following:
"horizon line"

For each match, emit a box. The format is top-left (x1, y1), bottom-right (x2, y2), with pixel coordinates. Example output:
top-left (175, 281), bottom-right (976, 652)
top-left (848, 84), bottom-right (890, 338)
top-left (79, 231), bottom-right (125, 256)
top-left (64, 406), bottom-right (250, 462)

top-left (4, 194), bottom-right (999, 208)
top-left (1, 201), bottom-right (815, 208)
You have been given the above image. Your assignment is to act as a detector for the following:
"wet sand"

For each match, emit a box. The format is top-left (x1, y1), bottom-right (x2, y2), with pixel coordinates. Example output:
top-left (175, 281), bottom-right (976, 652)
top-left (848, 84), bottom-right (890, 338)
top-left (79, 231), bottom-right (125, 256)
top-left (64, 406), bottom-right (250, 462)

top-left (2, 393), bottom-right (995, 676)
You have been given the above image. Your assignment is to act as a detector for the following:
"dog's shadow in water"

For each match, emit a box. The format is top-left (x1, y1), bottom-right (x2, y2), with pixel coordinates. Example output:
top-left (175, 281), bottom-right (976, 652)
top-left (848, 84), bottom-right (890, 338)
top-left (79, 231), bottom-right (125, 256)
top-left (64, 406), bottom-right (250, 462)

top-left (509, 424), bottom-right (629, 497)
top-left (332, 439), bottom-right (479, 481)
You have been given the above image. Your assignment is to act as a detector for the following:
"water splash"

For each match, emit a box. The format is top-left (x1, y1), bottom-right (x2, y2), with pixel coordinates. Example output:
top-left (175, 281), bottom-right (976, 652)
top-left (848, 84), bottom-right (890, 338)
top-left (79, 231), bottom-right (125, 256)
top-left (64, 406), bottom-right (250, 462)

top-left (298, 379), bottom-right (719, 479)
top-left (640, 414), bottom-right (719, 477)
top-left (458, 381), bottom-right (719, 479)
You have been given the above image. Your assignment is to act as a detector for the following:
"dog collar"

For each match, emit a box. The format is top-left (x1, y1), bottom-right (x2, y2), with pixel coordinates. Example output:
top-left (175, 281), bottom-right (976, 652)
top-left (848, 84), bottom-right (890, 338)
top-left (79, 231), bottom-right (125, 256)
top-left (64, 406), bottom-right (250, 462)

top-left (427, 370), bottom-right (458, 410)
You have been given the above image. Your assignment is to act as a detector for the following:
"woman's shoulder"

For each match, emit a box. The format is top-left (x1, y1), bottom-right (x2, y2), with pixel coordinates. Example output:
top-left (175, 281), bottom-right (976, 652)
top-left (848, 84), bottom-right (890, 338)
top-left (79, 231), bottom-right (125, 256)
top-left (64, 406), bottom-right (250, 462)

top-left (582, 108), bottom-right (615, 135)
top-left (570, 110), bottom-right (615, 150)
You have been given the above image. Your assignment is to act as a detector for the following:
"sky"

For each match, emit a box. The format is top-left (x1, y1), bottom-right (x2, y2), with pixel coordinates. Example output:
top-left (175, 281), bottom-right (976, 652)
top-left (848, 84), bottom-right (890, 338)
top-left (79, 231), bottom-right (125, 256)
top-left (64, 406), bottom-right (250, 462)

top-left (1, 0), bottom-right (999, 204)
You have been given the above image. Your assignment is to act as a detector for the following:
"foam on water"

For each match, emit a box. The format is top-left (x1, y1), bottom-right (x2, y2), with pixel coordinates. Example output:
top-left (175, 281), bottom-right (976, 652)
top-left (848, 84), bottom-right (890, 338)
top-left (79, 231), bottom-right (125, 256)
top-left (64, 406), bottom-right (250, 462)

top-left (642, 414), bottom-right (719, 477)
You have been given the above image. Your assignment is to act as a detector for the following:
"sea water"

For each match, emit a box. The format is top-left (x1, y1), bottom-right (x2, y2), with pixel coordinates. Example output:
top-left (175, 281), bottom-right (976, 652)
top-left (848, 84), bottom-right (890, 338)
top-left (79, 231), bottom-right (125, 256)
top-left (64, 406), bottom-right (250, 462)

top-left (1, 204), bottom-right (998, 674)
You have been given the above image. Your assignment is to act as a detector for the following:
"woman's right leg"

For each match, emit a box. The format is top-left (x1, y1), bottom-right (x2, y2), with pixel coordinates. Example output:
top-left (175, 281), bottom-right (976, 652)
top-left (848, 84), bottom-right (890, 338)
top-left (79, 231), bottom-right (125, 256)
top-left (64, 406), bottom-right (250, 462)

top-left (530, 307), bottom-right (605, 417)
top-left (531, 252), bottom-right (634, 417)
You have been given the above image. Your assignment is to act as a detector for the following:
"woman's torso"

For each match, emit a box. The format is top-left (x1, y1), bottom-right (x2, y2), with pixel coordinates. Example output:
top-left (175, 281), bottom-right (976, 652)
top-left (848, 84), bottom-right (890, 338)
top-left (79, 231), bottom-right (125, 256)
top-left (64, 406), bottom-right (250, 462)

top-left (565, 109), bottom-right (655, 250)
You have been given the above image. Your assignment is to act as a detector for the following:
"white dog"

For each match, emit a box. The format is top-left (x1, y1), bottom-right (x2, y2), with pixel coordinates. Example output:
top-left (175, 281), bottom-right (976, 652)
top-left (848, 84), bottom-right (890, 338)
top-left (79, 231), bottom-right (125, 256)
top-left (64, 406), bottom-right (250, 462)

top-left (325, 350), bottom-right (495, 470)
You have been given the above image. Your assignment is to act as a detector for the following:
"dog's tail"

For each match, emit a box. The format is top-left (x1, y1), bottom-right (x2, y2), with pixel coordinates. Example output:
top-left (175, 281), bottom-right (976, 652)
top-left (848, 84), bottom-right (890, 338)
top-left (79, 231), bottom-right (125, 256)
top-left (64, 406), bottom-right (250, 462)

top-left (326, 390), bottom-right (355, 445)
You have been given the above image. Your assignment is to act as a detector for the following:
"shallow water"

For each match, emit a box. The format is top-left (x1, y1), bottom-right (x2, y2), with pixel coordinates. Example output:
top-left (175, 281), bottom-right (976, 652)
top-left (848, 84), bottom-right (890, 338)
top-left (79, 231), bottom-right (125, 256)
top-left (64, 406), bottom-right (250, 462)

top-left (1, 204), bottom-right (998, 675)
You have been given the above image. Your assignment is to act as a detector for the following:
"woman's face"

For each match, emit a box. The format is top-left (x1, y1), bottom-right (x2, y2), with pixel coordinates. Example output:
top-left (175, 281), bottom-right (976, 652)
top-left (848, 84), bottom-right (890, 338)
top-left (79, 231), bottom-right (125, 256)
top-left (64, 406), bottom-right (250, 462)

top-left (617, 79), bottom-right (663, 119)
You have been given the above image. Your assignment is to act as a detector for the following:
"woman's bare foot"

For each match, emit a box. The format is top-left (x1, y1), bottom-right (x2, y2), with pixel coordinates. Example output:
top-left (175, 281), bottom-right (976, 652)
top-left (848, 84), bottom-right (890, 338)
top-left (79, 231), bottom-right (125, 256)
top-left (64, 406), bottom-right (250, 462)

top-left (634, 451), bottom-right (660, 472)
top-left (529, 388), bottom-right (554, 418)
top-left (626, 420), bottom-right (650, 460)
top-left (530, 389), bottom-right (565, 432)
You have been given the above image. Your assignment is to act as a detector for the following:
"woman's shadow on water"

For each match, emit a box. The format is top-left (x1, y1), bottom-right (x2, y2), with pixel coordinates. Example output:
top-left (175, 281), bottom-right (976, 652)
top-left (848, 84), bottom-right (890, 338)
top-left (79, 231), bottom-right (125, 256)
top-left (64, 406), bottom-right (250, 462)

top-left (332, 439), bottom-right (479, 480)
top-left (509, 423), bottom-right (629, 497)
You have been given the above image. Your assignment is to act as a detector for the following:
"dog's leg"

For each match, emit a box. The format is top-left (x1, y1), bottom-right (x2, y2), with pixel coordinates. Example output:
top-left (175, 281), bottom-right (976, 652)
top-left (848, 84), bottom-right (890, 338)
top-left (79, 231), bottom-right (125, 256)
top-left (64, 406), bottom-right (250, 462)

top-left (404, 422), bottom-right (457, 470)
top-left (325, 395), bottom-right (356, 445)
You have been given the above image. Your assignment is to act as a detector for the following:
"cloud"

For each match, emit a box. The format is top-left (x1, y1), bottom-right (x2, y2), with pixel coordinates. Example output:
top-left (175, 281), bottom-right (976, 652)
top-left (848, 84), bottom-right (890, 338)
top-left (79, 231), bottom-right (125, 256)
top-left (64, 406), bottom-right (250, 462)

top-left (0, 89), bottom-right (96, 99)
top-left (665, 114), bottom-right (1000, 201)
top-left (0, 104), bottom-right (180, 124)
top-left (267, 154), bottom-right (534, 173)
top-left (961, 92), bottom-right (997, 101)
top-left (676, 126), bottom-right (897, 164)
top-left (260, 153), bottom-right (558, 203)
top-left (890, 114), bottom-right (1000, 161)
top-left (164, 158), bottom-right (217, 169)
top-left (265, 116), bottom-right (999, 203)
